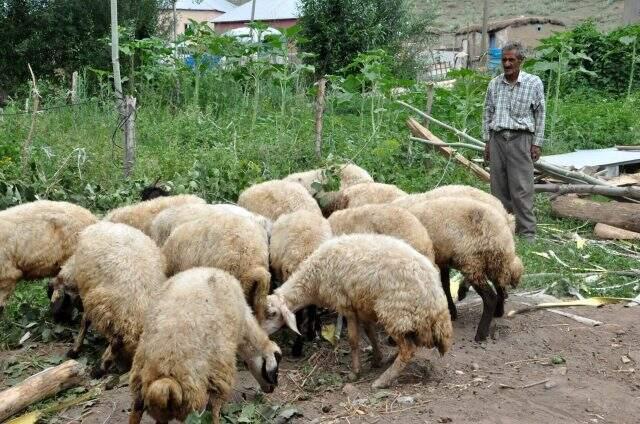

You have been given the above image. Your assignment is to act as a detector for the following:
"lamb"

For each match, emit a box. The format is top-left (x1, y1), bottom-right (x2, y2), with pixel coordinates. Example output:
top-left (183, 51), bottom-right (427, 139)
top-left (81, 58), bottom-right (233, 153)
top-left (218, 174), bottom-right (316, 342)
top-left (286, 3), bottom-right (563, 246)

top-left (392, 185), bottom-right (515, 234)
top-left (328, 204), bottom-right (435, 263)
top-left (406, 198), bottom-right (523, 342)
top-left (67, 222), bottom-right (167, 375)
top-left (162, 213), bottom-right (270, 322)
top-left (317, 182), bottom-right (407, 217)
top-left (128, 267), bottom-right (282, 424)
top-left (283, 163), bottom-right (374, 195)
top-left (237, 180), bottom-right (322, 221)
top-left (149, 203), bottom-right (272, 246)
top-left (103, 194), bottom-right (205, 235)
top-left (0, 200), bottom-right (98, 313)
top-left (262, 234), bottom-right (452, 389)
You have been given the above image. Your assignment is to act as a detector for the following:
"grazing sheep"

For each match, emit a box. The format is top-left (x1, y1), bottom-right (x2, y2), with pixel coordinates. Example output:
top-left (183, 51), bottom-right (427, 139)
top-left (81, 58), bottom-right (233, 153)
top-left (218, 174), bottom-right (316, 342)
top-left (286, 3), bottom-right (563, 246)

top-left (283, 163), bottom-right (374, 195)
top-left (48, 254), bottom-right (81, 323)
top-left (68, 222), bottom-right (167, 375)
top-left (140, 185), bottom-right (169, 201)
top-left (162, 213), bottom-right (270, 322)
top-left (128, 267), bottom-right (282, 424)
top-left (392, 185), bottom-right (515, 234)
top-left (237, 180), bottom-right (322, 221)
top-left (407, 198), bottom-right (523, 341)
top-left (262, 234), bottom-right (452, 389)
top-left (328, 204), bottom-right (435, 263)
top-left (0, 200), bottom-right (98, 314)
top-left (317, 182), bottom-right (407, 217)
top-left (103, 194), bottom-right (205, 235)
top-left (149, 203), bottom-right (272, 247)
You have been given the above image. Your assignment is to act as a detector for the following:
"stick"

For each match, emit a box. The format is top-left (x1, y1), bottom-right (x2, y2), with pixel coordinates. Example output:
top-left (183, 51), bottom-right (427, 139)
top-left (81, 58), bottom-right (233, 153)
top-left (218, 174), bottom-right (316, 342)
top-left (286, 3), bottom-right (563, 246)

top-left (534, 183), bottom-right (640, 200)
top-left (0, 360), bottom-right (86, 422)
top-left (314, 77), bottom-right (327, 159)
top-left (499, 379), bottom-right (549, 390)
top-left (22, 64), bottom-right (40, 173)
top-left (410, 136), bottom-right (485, 152)
top-left (424, 83), bottom-right (434, 128)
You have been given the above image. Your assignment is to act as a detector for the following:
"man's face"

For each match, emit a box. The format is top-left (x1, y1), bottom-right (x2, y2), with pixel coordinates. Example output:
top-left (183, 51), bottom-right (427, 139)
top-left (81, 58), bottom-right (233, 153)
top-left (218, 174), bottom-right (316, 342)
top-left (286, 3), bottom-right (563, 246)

top-left (502, 50), bottom-right (521, 77)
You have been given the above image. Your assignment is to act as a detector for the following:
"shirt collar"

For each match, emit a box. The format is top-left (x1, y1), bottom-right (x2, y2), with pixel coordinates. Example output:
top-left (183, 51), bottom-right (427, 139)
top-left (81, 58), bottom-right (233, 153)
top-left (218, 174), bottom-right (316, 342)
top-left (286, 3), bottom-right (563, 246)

top-left (501, 70), bottom-right (524, 85)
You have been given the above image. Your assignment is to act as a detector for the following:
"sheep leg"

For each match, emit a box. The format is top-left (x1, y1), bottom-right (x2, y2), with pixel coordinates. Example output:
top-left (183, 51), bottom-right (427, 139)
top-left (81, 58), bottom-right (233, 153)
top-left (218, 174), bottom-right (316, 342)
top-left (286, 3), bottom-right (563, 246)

top-left (209, 396), bottom-right (224, 424)
top-left (440, 266), bottom-right (457, 320)
top-left (128, 396), bottom-right (144, 424)
top-left (474, 283), bottom-right (497, 342)
top-left (91, 338), bottom-right (122, 378)
top-left (363, 323), bottom-right (384, 368)
top-left (494, 285), bottom-right (507, 318)
top-left (372, 338), bottom-right (416, 389)
top-left (291, 309), bottom-right (306, 358)
top-left (346, 315), bottom-right (361, 381)
top-left (67, 314), bottom-right (90, 358)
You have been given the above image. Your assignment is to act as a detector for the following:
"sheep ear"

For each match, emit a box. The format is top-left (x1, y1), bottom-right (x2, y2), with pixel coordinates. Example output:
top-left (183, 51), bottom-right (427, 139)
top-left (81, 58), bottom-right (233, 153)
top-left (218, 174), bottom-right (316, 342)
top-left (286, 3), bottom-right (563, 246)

top-left (280, 304), bottom-right (300, 335)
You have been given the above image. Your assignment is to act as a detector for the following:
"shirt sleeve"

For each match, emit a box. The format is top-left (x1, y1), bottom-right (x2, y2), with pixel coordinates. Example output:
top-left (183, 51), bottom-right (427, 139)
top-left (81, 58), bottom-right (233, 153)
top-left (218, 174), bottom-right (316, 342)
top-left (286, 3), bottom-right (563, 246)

top-left (532, 79), bottom-right (546, 147)
top-left (482, 81), bottom-right (494, 143)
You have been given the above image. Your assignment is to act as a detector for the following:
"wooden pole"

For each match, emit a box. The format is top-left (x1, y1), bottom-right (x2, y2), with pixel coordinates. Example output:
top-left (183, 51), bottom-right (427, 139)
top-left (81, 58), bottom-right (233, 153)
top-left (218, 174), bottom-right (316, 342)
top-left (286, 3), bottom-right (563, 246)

top-left (0, 360), bottom-right (85, 422)
top-left (21, 64), bottom-right (40, 173)
top-left (424, 83), bottom-right (434, 128)
top-left (314, 77), bottom-right (327, 159)
top-left (551, 196), bottom-right (640, 233)
top-left (70, 71), bottom-right (78, 104)
top-left (110, 0), bottom-right (124, 112)
top-left (124, 96), bottom-right (136, 178)
top-left (480, 0), bottom-right (489, 63)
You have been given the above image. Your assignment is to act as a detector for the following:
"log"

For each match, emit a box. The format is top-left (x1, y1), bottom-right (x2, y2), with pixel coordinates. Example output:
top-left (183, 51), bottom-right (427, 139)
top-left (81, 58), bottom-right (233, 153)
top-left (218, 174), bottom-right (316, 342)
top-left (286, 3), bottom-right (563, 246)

top-left (407, 118), bottom-right (490, 182)
top-left (534, 183), bottom-right (640, 200)
top-left (551, 195), bottom-right (640, 233)
top-left (0, 360), bottom-right (85, 422)
top-left (616, 145), bottom-right (640, 151)
top-left (594, 223), bottom-right (640, 240)
top-left (314, 77), bottom-right (327, 159)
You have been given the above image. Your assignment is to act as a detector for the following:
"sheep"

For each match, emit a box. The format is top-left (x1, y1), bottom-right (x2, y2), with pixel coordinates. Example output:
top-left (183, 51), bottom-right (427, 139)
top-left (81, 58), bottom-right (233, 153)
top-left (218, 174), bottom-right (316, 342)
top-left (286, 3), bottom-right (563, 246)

top-left (392, 185), bottom-right (515, 234)
top-left (140, 184), bottom-right (169, 201)
top-left (328, 204), bottom-right (435, 263)
top-left (269, 210), bottom-right (332, 357)
top-left (262, 234), bottom-right (452, 389)
top-left (406, 198), bottom-right (523, 342)
top-left (48, 254), bottom-right (81, 323)
top-left (237, 179), bottom-right (322, 221)
top-left (128, 267), bottom-right (282, 424)
top-left (317, 182), bottom-right (407, 217)
top-left (0, 200), bottom-right (98, 314)
top-left (283, 163), bottom-right (374, 195)
top-left (162, 213), bottom-right (270, 322)
top-left (149, 203), bottom-right (272, 247)
top-left (67, 221), bottom-right (167, 375)
top-left (103, 194), bottom-right (205, 236)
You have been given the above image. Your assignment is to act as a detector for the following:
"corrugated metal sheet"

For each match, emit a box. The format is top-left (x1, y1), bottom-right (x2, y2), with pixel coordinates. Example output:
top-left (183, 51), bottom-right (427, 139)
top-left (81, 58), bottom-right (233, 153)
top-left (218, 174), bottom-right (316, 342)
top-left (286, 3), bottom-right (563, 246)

top-left (212, 0), bottom-right (299, 22)
top-left (174, 0), bottom-right (236, 12)
top-left (542, 148), bottom-right (640, 169)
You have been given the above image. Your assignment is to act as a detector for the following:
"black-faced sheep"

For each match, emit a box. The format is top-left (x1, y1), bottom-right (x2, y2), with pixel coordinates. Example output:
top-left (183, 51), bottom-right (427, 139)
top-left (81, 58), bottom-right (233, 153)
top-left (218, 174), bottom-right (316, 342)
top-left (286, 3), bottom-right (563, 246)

top-left (316, 182), bottom-right (407, 217)
top-left (128, 267), bottom-right (282, 424)
top-left (262, 234), bottom-right (452, 389)
top-left (237, 180), bottom-right (322, 221)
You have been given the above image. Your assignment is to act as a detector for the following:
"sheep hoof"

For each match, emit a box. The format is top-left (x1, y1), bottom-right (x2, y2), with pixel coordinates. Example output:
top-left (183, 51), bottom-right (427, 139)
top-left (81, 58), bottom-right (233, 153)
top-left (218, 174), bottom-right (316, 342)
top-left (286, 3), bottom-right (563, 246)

top-left (474, 332), bottom-right (488, 342)
top-left (347, 371), bottom-right (359, 382)
top-left (66, 348), bottom-right (79, 359)
top-left (371, 378), bottom-right (390, 389)
top-left (494, 304), bottom-right (505, 318)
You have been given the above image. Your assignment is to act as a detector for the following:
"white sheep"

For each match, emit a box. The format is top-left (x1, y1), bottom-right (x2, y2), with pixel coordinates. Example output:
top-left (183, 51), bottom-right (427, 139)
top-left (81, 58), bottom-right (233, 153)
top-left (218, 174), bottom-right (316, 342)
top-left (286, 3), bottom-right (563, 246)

top-left (262, 234), bottom-right (452, 389)
top-left (283, 163), bottom-right (374, 195)
top-left (128, 267), bottom-right (282, 424)
top-left (0, 200), bottom-right (98, 313)
top-left (237, 180), bottom-right (322, 221)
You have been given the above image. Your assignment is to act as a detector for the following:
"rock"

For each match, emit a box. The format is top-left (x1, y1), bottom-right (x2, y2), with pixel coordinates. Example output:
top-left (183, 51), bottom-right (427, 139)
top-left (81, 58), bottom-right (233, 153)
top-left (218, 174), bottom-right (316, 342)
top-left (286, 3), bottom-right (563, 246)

top-left (352, 398), bottom-right (368, 406)
top-left (627, 351), bottom-right (640, 363)
top-left (438, 418), bottom-right (453, 423)
top-left (614, 329), bottom-right (626, 336)
top-left (322, 405), bottom-right (332, 413)
top-left (397, 395), bottom-right (415, 405)
top-left (552, 366), bottom-right (567, 376)
top-left (342, 383), bottom-right (359, 397)
top-left (622, 355), bottom-right (631, 364)
top-left (275, 407), bottom-right (302, 424)
top-left (544, 381), bottom-right (557, 390)
top-left (455, 370), bottom-right (465, 375)
top-left (471, 362), bottom-right (480, 371)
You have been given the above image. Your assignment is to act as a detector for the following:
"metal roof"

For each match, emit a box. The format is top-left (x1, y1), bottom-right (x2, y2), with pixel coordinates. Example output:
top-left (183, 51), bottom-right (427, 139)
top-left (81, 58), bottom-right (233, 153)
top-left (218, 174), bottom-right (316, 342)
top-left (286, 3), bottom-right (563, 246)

top-left (212, 0), bottom-right (299, 23)
top-left (173, 0), bottom-right (236, 12)
top-left (541, 148), bottom-right (640, 169)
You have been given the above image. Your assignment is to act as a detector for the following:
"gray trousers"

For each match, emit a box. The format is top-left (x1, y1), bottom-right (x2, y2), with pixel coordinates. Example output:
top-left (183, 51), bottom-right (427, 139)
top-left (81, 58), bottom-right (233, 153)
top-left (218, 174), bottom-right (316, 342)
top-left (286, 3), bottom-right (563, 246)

top-left (489, 130), bottom-right (536, 236)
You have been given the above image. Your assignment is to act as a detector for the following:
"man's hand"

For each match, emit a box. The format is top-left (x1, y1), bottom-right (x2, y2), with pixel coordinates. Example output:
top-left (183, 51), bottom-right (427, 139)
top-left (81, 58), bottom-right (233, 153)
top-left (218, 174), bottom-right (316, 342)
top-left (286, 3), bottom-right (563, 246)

top-left (531, 145), bottom-right (541, 162)
top-left (484, 143), bottom-right (490, 162)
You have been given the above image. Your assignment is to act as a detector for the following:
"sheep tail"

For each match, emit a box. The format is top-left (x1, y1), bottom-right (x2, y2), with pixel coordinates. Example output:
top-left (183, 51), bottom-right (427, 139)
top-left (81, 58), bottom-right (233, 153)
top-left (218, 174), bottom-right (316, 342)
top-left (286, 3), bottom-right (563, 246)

top-left (146, 377), bottom-right (183, 420)
top-left (246, 267), bottom-right (271, 322)
top-left (431, 310), bottom-right (453, 356)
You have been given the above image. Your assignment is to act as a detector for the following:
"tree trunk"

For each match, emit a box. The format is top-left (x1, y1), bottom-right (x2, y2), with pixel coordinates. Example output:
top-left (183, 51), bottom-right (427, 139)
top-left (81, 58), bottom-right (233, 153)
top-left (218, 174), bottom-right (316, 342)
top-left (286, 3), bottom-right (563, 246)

top-left (594, 223), bottom-right (640, 240)
top-left (124, 96), bottom-right (136, 178)
top-left (110, 0), bottom-right (124, 112)
top-left (0, 360), bottom-right (85, 422)
top-left (551, 195), bottom-right (640, 233)
top-left (314, 77), bottom-right (327, 159)
top-left (535, 183), bottom-right (640, 200)
top-left (480, 0), bottom-right (489, 63)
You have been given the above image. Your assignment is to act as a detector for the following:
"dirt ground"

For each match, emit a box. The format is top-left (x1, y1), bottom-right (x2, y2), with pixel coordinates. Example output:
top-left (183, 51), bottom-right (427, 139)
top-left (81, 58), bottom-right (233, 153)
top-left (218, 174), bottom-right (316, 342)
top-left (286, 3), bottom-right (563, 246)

top-left (2, 294), bottom-right (639, 424)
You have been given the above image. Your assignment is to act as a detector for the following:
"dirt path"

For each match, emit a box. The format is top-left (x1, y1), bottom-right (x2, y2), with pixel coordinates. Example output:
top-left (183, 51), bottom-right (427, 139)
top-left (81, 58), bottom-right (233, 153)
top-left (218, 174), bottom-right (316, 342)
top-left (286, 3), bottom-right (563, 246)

top-left (2, 297), bottom-right (639, 423)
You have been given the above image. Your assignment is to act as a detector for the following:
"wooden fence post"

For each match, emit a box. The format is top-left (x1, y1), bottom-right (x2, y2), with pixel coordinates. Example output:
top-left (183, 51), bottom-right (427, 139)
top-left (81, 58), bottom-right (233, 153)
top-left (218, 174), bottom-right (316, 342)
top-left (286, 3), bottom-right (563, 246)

top-left (70, 71), bottom-right (78, 104)
top-left (314, 77), bottom-right (327, 159)
top-left (424, 82), bottom-right (434, 128)
top-left (123, 96), bottom-right (136, 178)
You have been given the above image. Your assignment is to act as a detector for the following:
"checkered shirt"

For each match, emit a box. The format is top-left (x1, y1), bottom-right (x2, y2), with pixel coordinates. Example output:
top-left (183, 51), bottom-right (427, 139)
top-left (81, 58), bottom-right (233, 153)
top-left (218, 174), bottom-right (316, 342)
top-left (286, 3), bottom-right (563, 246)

top-left (483, 71), bottom-right (546, 146)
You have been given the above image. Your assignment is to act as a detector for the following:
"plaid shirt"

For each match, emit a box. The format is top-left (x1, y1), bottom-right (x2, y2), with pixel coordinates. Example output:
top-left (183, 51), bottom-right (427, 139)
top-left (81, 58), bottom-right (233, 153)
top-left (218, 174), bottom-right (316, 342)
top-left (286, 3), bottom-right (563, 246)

top-left (483, 71), bottom-right (546, 146)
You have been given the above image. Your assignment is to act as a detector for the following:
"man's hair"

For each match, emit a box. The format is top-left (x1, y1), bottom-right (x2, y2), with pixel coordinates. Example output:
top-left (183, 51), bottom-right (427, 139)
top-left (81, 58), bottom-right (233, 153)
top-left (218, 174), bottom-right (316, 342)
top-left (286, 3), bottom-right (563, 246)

top-left (502, 41), bottom-right (526, 60)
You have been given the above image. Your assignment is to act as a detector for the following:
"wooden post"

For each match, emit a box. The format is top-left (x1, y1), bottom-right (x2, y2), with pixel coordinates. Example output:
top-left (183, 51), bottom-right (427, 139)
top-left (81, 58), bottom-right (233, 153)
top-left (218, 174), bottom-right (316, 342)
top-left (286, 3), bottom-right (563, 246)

top-left (480, 0), bottom-right (489, 64)
top-left (424, 83), bottom-right (434, 128)
top-left (314, 77), bottom-right (327, 159)
top-left (0, 360), bottom-right (85, 422)
top-left (21, 64), bottom-right (40, 173)
top-left (70, 71), bottom-right (78, 104)
top-left (124, 96), bottom-right (136, 178)
top-left (110, 0), bottom-right (124, 113)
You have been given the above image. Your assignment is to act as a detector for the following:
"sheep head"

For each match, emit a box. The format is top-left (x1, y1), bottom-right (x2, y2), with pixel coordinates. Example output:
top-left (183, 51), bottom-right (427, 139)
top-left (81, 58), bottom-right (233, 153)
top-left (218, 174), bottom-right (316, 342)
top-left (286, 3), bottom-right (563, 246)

top-left (48, 272), bottom-right (82, 323)
top-left (243, 341), bottom-right (282, 394)
top-left (262, 294), bottom-right (300, 336)
top-left (508, 256), bottom-right (524, 288)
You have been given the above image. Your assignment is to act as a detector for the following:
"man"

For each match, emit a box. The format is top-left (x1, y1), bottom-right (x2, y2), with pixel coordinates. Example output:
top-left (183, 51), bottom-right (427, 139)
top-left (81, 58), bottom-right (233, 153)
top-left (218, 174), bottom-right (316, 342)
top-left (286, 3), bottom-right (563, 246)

top-left (483, 41), bottom-right (545, 241)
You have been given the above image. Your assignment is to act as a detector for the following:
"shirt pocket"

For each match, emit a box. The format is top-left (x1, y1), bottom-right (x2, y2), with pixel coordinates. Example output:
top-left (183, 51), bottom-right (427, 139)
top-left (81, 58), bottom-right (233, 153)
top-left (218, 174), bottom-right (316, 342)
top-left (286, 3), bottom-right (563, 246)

top-left (511, 98), bottom-right (531, 118)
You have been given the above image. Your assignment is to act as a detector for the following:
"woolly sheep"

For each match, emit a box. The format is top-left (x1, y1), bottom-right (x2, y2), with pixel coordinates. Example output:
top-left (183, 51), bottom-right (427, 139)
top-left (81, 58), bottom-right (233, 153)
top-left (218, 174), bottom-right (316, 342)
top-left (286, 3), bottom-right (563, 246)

top-left (392, 185), bottom-right (515, 234)
top-left (328, 204), bottom-right (435, 263)
top-left (149, 203), bottom-right (272, 246)
top-left (162, 213), bottom-right (270, 322)
top-left (407, 198), bottom-right (523, 342)
top-left (237, 180), bottom-right (322, 221)
top-left (128, 267), bottom-right (282, 424)
top-left (0, 200), bottom-right (97, 314)
top-left (283, 163), bottom-right (374, 195)
top-left (317, 182), bottom-right (407, 217)
top-left (67, 222), bottom-right (167, 375)
top-left (103, 194), bottom-right (205, 235)
top-left (262, 234), bottom-right (452, 389)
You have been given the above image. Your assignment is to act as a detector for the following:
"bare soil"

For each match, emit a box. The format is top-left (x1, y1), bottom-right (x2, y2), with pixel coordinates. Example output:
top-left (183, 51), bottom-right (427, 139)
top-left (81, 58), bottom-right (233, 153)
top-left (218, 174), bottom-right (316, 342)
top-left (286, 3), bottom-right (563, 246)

top-left (2, 295), bottom-right (639, 424)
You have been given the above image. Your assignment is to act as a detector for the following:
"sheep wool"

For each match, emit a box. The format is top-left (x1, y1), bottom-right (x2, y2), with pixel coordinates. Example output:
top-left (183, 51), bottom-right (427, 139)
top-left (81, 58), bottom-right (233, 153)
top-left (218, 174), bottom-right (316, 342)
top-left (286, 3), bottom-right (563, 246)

top-left (237, 180), bottom-right (322, 221)
top-left (0, 200), bottom-right (97, 312)
top-left (318, 182), bottom-right (407, 216)
top-left (283, 163), bottom-right (373, 195)
top-left (328, 204), bottom-right (435, 263)
top-left (263, 234), bottom-right (452, 389)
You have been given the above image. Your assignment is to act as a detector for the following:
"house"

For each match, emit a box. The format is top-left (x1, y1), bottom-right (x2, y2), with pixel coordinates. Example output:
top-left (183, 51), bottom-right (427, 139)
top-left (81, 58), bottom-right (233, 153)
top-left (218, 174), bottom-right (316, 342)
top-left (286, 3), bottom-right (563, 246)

top-left (454, 16), bottom-right (566, 60)
top-left (161, 0), bottom-right (237, 36)
top-left (212, 0), bottom-right (300, 33)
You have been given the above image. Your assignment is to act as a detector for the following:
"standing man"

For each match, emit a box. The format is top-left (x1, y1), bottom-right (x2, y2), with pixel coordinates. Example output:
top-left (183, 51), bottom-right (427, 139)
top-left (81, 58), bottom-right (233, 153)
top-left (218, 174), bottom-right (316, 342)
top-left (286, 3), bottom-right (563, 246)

top-left (483, 41), bottom-right (545, 241)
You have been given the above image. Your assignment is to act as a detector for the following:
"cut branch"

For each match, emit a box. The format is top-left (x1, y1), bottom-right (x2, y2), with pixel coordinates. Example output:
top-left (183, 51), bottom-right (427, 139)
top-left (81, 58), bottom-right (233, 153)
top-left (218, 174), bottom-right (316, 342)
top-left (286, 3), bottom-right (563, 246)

top-left (410, 136), bottom-right (485, 152)
top-left (594, 223), bottom-right (640, 240)
top-left (534, 183), bottom-right (640, 200)
top-left (551, 195), bottom-right (640, 233)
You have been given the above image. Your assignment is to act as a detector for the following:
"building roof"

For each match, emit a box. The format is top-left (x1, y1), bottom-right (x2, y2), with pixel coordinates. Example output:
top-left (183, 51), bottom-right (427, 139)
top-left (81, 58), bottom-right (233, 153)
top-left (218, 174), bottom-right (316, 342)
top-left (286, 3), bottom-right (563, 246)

top-left (212, 0), bottom-right (299, 23)
top-left (542, 148), bottom-right (640, 169)
top-left (171, 0), bottom-right (236, 13)
top-left (455, 16), bottom-right (565, 35)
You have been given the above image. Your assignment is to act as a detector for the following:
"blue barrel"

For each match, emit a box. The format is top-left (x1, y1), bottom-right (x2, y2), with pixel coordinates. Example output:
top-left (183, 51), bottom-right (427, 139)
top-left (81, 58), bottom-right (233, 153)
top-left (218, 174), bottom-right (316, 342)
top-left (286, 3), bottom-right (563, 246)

top-left (488, 48), bottom-right (502, 72)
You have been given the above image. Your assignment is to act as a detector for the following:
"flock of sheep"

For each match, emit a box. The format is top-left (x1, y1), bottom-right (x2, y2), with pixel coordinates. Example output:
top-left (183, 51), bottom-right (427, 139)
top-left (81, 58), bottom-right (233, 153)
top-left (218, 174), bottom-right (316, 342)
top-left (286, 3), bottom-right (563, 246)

top-left (0, 163), bottom-right (523, 423)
